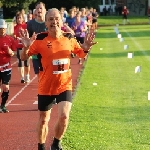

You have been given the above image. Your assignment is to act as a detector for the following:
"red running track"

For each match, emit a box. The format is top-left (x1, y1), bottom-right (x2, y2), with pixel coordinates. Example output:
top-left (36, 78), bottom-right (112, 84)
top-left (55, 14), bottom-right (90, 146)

top-left (0, 56), bottom-right (84, 150)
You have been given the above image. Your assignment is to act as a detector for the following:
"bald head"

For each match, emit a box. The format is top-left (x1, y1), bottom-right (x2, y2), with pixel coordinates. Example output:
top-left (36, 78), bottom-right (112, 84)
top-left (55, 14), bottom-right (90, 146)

top-left (46, 8), bottom-right (61, 20)
top-left (45, 8), bottom-right (63, 34)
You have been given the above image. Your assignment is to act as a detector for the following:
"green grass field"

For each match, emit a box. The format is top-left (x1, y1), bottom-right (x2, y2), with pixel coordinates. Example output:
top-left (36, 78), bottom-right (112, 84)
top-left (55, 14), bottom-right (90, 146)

top-left (62, 23), bottom-right (150, 149)
top-left (98, 16), bottom-right (149, 26)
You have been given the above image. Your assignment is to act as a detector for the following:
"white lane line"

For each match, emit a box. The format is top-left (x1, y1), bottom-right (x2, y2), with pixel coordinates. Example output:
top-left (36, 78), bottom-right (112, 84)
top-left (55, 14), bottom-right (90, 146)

top-left (123, 29), bottom-right (150, 60)
top-left (9, 104), bottom-right (24, 105)
top-left (6, 75), bottom-right (37, 106)
top-left (33, 101), bottom-right (38, 104)
top-left (11, 61), bottom-right (18, 66)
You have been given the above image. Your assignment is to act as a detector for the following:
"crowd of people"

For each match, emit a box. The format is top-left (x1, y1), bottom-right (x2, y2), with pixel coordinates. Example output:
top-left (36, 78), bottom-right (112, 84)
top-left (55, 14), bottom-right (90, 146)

top-left (0, 2), bottom-right (98, 150)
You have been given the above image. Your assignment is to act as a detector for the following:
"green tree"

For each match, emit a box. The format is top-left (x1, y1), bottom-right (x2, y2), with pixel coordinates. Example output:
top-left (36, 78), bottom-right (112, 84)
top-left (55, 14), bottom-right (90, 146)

top-left (1, 0), bottom-right (37, 18)
top-left (1, 0), bottom-right (36, 10)
top-left (30, 0), bottom-right (100, 11)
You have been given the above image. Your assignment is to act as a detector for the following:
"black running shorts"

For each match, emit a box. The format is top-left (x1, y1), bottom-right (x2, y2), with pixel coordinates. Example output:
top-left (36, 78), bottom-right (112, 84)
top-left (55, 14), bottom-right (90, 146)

top-left (38, 90), bottom-right (72, 111)
top-left (0, 70), bottom-right (11, 85)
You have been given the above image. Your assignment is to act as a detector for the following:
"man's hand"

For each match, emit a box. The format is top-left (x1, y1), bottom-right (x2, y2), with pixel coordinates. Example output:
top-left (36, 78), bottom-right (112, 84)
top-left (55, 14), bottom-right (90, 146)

top-left (7, 48), bottom-right (14, 56)
top-left (80, 29), bottom-right (98, 52)
top-left (19, 29), bottom-right (37, 48)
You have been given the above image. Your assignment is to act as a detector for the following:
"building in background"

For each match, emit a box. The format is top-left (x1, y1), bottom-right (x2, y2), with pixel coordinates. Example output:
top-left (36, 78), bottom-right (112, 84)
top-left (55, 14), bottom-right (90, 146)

top-left (99, 0), bottom-right (116, 15)
top-left (99, 0), bottom-right (148, 16)
top-left (0, 8), bottom-right (3, 19)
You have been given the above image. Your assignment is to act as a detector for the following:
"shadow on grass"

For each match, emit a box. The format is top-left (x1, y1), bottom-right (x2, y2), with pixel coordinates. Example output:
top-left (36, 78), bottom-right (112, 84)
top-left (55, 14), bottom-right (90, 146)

top-left (90, 50), bottom-right (150, 58)
top-left (96, 30), bottom-right (150, 38)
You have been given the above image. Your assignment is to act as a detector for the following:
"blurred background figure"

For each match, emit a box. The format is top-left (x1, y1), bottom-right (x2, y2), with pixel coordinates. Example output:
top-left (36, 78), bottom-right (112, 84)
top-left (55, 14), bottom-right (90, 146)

top-left (122, 6), bottom-right (130, 25)
top-left (27, 13), bottom-right (33, 22)
top-left (71, 12), bottom-right (88, 64)
top-left (14, 12), bottom-right (30, 83)
top-left (148, 6), bottom-right (150, 24)
top-left (21, 9), bottom-right (28, 23)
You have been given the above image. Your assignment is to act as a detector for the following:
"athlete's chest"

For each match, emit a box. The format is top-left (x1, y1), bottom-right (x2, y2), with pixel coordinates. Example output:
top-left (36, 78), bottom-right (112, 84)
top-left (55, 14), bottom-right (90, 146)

top-left (39, 38), bottom-right (72, 58)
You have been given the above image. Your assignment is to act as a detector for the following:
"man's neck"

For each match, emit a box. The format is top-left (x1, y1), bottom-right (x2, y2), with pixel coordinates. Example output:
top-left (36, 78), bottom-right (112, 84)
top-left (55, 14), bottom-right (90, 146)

top-left (49, 30), bottom-right (63, 39)
top-left (0, 34), bottom-right (6, 37)
top-left (36, 16), bottom-right (45, 22)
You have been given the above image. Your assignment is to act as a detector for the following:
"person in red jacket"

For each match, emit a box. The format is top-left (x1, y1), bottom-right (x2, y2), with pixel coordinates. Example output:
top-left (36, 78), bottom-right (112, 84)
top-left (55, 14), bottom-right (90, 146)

top-left (122, 6), bottom-right (130, 25)
top-left (14, 12), bottom-right (30, 83)
top-left (0, 19), bottom-right (17, 113)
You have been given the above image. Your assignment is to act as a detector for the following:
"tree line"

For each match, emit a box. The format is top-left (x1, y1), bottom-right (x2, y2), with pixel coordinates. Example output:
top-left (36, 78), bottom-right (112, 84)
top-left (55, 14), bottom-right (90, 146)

top-left (1, 0), bottom-right (100, 18)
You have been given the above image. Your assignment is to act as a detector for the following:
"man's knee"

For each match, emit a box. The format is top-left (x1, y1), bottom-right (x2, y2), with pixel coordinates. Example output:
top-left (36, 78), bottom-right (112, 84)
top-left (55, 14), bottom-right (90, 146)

top-left (39, 112), bottom-right (50, 126)
top-left (59, 113), bottom-right (69, 124)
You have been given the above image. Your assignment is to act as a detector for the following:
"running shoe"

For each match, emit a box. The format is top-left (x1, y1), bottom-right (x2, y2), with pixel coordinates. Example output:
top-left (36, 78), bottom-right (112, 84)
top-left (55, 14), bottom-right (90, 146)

top-left (0, 105), bottom-right (9, 113)
top-left (25, 75), bottom-right (30, 83)
top-left (50, 144), bottom-right (63, 150)
top-left (21, 79), bottom-right (25, 83)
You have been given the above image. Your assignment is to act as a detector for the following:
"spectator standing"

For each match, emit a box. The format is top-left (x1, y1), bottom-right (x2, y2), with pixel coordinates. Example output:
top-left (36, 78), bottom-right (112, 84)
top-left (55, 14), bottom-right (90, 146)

top-left (103, 6), bottom-right (107, 16)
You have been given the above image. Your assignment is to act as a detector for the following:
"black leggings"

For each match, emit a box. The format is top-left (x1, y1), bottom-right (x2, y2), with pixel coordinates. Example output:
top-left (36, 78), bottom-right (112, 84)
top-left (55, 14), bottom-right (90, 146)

top-left (17, 48), bottom-right (30, 67)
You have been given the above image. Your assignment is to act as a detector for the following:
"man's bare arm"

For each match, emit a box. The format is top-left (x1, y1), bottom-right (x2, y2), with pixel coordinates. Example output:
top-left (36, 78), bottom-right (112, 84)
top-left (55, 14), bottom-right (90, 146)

top-left (19, 29), bottom-right (37, 61)
top-left (20, 47), bottom-right (30, 61)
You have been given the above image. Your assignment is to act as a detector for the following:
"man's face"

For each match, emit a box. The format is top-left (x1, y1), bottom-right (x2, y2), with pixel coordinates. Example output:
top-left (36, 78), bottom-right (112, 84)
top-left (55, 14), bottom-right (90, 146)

top-left (45, 10), bottom-right (63, 32)
top-left (0, 28), bottom-right (6, 36)
top-left (36, 4), bottom-right (46, 18)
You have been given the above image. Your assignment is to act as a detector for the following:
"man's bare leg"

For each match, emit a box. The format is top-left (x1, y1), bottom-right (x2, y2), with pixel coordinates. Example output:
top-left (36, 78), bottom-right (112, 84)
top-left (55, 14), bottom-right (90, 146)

top-left (37, 109), bottom-right (51, 150)
top-left (51, 101), bottom-right (72, 149)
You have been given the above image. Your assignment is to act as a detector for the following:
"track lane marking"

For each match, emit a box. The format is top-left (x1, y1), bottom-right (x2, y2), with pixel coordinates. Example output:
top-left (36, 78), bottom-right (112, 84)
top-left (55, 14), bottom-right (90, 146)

top-left (6, 75), bottom-right (37, 106)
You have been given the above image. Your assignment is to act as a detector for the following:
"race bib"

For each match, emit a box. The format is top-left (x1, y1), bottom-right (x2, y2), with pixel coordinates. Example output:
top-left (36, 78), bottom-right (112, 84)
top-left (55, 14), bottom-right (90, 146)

top-left (52, 59), bottom-right (69, 74)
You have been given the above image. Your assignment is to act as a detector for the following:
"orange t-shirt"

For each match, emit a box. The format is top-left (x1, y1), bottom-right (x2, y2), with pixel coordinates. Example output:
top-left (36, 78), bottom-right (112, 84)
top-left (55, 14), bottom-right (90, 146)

top-left (28, 32), bottom-right (86, 95)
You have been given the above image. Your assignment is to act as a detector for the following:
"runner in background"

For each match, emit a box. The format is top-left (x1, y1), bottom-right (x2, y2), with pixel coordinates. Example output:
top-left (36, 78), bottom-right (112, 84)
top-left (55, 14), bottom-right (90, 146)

top-left (65, 9), bottom-right (76, 58)
top-left (76, 8), bottom-right (89, 64)
top-left (32, 9), bottom-right (37, 19)
top-left (14, 12), bottom-right (30, 83)
top-left (148, 6), bottom-right (150, 24)
top-left (65, 9), bottom-right (75, 28)
top-left (27, 13), bottom-right (33, 22)
top-left (21, 9), bottom-right (28, 23)
top-left (71, 11), bottom-right (88, 64)
top-left (12, 11), bottom-right (20, 26)
top-left (122, 6), bottom-right (130, 25)
top-left (92, 8), bottom-right (99, 30)
top-left (27, 2), bottom-right (47, 78)
top-left (0, 19), bottom-right (17, 113)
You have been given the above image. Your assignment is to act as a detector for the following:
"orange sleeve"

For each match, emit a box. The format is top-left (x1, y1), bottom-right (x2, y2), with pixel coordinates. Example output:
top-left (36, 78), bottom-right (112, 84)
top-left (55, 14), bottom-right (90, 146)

top-left (28, 40), bottom-right (39, 56)
top-left (71, 38), bottom-right (87, 58)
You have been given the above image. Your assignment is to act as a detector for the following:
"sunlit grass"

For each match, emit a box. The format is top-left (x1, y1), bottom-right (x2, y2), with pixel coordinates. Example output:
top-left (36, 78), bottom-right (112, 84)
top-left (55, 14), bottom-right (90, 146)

top-left (63, 24), bottom-right (150, 150)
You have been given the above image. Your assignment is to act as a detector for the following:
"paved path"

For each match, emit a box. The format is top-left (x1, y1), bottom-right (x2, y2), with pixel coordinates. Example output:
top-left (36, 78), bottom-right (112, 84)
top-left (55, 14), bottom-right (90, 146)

top-left (0, 56), bottom-right (84, 150)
